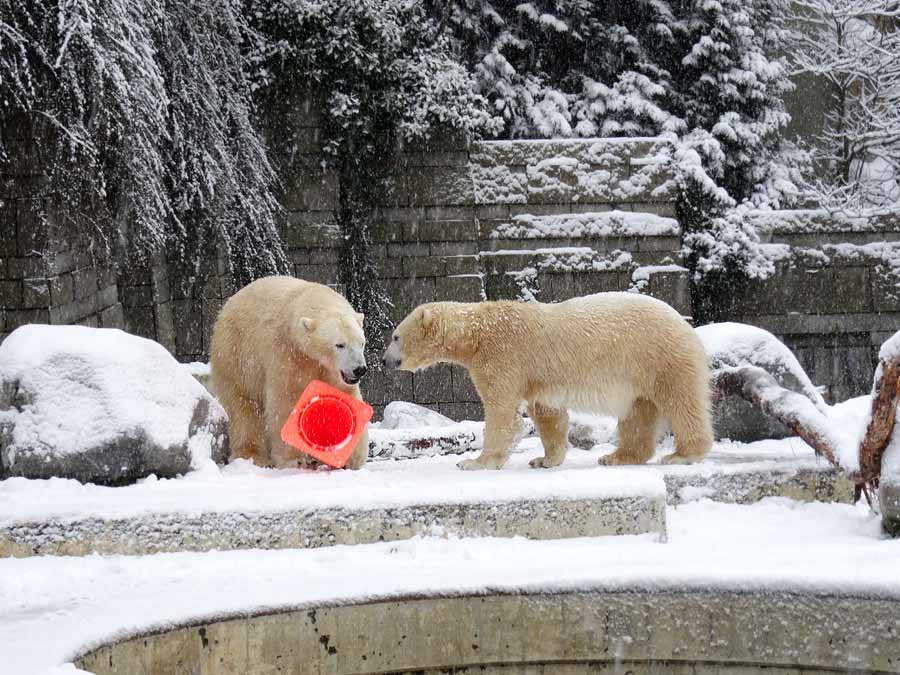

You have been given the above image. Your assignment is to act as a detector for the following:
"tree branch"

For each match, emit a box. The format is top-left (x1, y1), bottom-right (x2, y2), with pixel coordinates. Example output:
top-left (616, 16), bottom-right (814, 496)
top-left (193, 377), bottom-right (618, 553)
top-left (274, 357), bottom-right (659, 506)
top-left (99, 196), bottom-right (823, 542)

top-left (712, 366), bottom-right (841, 469)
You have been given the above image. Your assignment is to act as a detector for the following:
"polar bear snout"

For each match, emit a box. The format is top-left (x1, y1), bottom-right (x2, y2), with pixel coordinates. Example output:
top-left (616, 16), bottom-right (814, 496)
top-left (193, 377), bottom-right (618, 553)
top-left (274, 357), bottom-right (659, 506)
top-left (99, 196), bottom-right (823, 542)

top-left (341, 365), bottom-right (367, 385)
top-left (382, 339), bottom-right (403, 370)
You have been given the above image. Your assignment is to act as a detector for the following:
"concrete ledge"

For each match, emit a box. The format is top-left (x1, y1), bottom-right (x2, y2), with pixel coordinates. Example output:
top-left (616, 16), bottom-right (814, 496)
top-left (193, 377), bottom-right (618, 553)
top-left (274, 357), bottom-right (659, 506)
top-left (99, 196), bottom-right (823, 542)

top-left (76, 590), bottom-right (900, 674)
top-left (0, 494), bottom-right (664, 557)
top-left (0, 456), bottom-right (666, 557)
top-left (664, 464), bottom-right (854, 505)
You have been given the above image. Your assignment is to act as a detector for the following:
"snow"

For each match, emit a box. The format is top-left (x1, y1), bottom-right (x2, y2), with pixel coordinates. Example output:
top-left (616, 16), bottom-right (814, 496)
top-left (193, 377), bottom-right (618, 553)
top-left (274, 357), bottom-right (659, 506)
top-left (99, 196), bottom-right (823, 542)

top-left (491, 210), bottom-right (679, 240)
top-left (696, 322), bottom-right (874, 473)
top-left (879, 330), bottom-right (900, 363)
top-left (0, 325), bottom-right (219, 461)
top-left (378, 401), bottom-right (455, 430)
top-left (697, 322), bottom-right (828, 411)
top-left (2, 498), bottom-right (896, 675)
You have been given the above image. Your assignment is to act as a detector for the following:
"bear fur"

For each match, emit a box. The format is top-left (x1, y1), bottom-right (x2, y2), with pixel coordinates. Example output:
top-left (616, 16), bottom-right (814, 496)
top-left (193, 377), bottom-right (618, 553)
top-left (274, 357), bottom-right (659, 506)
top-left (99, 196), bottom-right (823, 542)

top-left (210, 276), bottom-right (369, 469)
top-left (383, 293), bottom-right (713, 470)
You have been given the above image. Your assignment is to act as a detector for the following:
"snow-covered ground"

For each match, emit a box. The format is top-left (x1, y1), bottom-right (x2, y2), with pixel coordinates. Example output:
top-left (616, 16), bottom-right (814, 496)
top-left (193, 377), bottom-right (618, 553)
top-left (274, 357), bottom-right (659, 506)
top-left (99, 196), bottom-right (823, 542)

top-left (1, 496), bottom-right (895, 675)
top-left (0, 428), bottom-right (846, 529)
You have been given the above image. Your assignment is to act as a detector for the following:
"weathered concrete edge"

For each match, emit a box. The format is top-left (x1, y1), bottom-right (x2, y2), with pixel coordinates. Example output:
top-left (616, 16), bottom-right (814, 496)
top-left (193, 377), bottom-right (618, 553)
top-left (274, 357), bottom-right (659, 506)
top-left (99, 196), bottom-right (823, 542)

top-left (665, 466), bottom-right (856, 505)
top-left (0, 494), bottom-right (665, 558)
top-left (75, 589), bottom-right (900, 674)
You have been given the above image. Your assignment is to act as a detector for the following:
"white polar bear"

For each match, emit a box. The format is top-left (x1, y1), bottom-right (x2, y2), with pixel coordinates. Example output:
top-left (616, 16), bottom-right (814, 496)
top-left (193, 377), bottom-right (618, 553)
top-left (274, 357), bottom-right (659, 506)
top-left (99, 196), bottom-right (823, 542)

top-left (383, 293), bottom-right (713, 470)
top-left (210, 276), bottom-right (369, 469)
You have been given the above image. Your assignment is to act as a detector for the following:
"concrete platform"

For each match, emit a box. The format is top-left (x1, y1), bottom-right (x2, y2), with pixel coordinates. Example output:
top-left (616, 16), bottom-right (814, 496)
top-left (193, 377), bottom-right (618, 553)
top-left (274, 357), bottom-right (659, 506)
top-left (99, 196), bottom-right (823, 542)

top-left (0, 429), bottom-right (853, 558)
top-left (4, 498), bottom-right (897, 674)
top-left (0, 452), bottom-right (666, 557)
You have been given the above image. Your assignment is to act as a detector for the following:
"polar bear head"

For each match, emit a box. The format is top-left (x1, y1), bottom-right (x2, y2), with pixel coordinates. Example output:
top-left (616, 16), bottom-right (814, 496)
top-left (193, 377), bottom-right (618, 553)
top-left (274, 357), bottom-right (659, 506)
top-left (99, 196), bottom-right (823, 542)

top-left (298, 310), bottom-right (368, 385)
top-left (383, 302), bottom-right (476, 372)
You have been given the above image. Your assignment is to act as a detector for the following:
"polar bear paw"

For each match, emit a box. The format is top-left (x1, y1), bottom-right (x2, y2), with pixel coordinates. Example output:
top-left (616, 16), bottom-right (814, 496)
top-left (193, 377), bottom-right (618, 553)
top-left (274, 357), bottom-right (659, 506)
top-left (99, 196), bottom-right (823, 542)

top-left (660, 452), bottom-right (703, 465)
top-left (457, 456), bottom-right (506, 470)
top-left (529, 455), bottom-right (563, 469)
top-left (597, 453), bottom-right (634, 466)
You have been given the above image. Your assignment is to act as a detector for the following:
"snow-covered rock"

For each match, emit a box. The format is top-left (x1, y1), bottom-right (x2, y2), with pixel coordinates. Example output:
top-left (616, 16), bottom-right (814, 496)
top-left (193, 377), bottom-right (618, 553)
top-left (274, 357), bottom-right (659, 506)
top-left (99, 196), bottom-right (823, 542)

top-left (380, 401), bottom-right (455, 430)
top-left (697, 322), bottom-right (828, 442)
top-left (181, 361), bottom-right (212, 392)
top-left (0, 325), bottom-right (228, 485)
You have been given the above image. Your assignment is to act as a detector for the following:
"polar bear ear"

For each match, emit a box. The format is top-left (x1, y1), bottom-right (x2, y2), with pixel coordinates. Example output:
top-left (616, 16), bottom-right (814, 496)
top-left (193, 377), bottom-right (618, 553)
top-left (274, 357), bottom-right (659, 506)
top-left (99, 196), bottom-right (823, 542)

top-left (355, 312), bottom-right (365, 327)
top-left (420, 308), bottom-right (434, 328)
top-left (301, 317), bottom-right (318, 332)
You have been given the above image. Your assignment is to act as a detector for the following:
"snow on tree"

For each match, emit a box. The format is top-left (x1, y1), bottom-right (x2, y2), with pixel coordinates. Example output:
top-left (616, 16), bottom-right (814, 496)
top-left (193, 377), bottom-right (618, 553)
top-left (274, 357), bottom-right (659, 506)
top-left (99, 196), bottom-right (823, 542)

top-left (428, 0), bottom-right (793, 202)
top-left (0, 0), bottom-right (288, 287)
top-left (248, 0), bottom-right (499, 359)
top-left (784, 0), bottom-right (900, 208)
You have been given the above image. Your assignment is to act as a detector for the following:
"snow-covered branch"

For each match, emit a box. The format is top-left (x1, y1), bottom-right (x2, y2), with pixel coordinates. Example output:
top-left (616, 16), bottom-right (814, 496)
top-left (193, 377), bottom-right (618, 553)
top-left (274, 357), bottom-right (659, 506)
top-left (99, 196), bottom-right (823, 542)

top-left (712, 366), bottom-right (841, 468)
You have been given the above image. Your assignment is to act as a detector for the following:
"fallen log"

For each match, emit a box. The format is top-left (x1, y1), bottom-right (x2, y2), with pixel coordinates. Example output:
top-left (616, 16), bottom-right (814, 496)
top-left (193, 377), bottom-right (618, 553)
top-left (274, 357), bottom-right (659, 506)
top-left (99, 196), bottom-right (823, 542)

top-left (712, 365), bottom-right (840, 469)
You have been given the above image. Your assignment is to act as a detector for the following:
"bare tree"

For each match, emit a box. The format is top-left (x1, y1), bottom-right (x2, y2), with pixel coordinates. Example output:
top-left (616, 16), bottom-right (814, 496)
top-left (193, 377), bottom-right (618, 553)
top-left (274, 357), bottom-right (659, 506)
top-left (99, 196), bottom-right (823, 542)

top-left (787, 0), bottom-right (900, 208)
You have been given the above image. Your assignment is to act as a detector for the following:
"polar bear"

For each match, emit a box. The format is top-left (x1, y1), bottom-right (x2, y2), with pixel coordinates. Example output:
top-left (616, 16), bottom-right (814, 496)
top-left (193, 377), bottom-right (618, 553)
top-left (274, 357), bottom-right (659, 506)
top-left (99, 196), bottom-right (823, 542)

top-left (383, 293), bottom-right (712, 470)
top-left (210, 276), bottom-right (369, 469)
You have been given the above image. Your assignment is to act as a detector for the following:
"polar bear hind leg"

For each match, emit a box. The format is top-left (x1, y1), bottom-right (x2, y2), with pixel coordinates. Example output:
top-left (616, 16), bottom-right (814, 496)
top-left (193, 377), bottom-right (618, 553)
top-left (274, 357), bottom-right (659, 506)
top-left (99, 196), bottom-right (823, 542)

top-left (599, 397), bottom-right (660, 466)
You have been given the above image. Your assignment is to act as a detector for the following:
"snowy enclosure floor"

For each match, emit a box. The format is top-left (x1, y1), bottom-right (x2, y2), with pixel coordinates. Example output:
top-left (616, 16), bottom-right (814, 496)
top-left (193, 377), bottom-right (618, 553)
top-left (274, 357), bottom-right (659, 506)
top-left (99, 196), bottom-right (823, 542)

top-left (1, 498), bottom-right (897, 674)
top-left (0, 436), bottom-right (852, 557)
top-left (0, 433), bottom-right (852, 556)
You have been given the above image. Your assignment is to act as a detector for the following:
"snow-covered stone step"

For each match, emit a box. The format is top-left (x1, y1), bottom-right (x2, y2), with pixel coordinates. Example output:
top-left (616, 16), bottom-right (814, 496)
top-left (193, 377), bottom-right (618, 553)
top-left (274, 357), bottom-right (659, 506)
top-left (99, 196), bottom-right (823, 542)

top-left (372, 422), bottom-right (855, 506)
top-left (0, 453), bottom-right (666, 558)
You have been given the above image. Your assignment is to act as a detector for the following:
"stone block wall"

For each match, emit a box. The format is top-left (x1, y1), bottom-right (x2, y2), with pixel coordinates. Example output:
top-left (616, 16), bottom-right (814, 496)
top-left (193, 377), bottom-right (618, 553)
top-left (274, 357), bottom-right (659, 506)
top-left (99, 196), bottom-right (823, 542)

top-left (1, 126), bottom-right (123, 340)
top-left (117, 256), bottom-right (232, 363)
top-left (735, 211), bottom-right (900, 403)
top-left (284, 137), bottom-right (687, 419)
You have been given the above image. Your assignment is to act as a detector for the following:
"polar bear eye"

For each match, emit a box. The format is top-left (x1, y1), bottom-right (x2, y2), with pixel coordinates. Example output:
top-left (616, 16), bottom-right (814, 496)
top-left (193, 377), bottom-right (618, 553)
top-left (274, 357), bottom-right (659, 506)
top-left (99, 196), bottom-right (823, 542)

top-left (392, 335), bottom-right (399, 342)
top-left (335, 343), bottom-right (345, 349)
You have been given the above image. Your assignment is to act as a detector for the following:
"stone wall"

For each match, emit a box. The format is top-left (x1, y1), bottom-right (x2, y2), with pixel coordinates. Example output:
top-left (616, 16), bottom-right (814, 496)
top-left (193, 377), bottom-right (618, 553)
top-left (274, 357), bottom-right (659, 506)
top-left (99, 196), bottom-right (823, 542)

top-left (738, 211), bottom-right (900, 403)
top-left (0, 125), bottom-right (123, 340)
top-left (284, 137), bottom-right (687, 419)
top-left (117, 256), bottom-right (231, 363)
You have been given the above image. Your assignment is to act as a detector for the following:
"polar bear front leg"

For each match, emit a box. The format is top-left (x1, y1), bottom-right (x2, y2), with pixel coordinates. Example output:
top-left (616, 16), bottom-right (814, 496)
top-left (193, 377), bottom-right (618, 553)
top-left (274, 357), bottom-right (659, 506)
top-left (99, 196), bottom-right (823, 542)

top-left (458, 401), bottom-right (521, 471)
top-left (527, 402), bottom-right (569, 469)
top-left (265, 370), bottom-right (305, 469)
top-left (345, 427), bottom-right (369, 470)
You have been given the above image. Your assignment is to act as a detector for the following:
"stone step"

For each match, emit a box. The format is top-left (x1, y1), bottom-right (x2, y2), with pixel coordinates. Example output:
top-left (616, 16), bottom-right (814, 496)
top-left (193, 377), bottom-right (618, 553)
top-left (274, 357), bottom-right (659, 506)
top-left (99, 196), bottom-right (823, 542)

top-left (370, 422), bottom-right (855, 506)
top-left (0, 453), bottom-right (667, 558)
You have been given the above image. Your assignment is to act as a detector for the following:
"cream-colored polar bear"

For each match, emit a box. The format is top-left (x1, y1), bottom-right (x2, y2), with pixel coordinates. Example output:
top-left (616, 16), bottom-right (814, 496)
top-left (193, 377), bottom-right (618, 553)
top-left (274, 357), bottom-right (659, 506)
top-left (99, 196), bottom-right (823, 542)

top-left (210, 276), bottom-right (369, 469)
top-left (383, 293), bottom-right (712, 470)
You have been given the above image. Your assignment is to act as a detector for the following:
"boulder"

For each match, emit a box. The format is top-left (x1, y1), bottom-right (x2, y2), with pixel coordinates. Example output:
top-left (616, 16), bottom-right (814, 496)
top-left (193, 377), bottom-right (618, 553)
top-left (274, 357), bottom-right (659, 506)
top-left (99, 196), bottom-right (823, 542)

top-left (696, 322), bottom-right (828, 443)
top-left (380, 401), bottom-right (456, 430)
top-left (0, 325), bottom-right (228, 485)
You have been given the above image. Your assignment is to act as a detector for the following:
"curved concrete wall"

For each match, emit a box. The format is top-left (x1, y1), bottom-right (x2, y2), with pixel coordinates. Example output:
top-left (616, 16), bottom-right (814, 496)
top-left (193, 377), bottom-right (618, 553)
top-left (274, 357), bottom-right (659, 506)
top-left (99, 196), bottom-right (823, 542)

top-left (76, 590), bottom-right (900, 674)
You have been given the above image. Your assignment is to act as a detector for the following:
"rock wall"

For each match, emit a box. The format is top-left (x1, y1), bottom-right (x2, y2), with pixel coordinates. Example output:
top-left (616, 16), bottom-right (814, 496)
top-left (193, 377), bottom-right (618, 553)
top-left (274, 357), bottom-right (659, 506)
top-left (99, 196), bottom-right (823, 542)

top-left (740, 210), bottom-right (900, 403)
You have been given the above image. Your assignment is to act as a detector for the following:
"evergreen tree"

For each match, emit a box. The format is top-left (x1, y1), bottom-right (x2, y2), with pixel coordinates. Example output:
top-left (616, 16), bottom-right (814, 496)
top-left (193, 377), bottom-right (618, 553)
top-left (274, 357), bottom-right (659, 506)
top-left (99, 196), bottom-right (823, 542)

top-left (428, 0), bottom-right (793, 202)
top-left (249, 0), bottom-right (497, 359)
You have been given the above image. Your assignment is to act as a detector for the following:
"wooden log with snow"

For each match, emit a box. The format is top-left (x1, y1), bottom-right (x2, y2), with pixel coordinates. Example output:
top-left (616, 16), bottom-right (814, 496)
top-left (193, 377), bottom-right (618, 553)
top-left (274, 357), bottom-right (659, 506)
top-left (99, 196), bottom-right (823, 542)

top-left (711, 366), bottom-right (841, 469)
top-left (859, 332), bottom-right (900, 486)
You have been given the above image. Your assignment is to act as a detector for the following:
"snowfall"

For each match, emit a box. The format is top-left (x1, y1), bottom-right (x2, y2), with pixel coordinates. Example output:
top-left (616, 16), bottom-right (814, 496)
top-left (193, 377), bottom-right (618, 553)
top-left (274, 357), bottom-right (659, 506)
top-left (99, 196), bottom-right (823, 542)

top-left (1, 326), bottom-right (900, 674)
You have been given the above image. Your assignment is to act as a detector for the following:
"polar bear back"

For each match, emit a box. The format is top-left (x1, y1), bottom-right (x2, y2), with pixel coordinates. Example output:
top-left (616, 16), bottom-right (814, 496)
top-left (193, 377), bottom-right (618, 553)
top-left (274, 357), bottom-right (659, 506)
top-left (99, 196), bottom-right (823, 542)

top-left (470, 293), bottom-right (705, 417)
